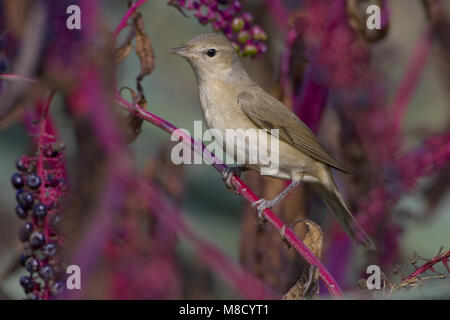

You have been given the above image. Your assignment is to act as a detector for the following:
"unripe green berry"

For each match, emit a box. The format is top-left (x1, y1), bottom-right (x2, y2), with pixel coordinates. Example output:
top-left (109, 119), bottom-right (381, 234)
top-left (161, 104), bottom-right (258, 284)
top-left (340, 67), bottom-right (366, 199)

top-left (251, 26), bottom-right (267, 41)
top-left (237, 30), bottom-right (250, 43)
top-left (231, 17), bottom-right (244, 32)
top-left (243, 44), bottom-right (258, 57)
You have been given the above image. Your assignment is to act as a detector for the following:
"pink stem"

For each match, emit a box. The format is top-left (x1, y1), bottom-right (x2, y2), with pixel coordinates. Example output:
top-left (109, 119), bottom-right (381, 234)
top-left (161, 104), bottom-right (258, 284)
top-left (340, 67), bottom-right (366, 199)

top-left (37, 91), bottom-right (56, 300)
top-left (0, 69), bottom-right (344, 296)
top-left (116, 95), bottom-right (344, 297)
top-left (114, 0), bottom-right (150, 38)
top-left (405, 250), bottom-right (450, 281)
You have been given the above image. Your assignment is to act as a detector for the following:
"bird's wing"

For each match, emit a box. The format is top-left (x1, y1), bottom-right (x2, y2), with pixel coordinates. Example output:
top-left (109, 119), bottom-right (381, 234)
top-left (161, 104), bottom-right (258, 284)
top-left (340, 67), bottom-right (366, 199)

top-left (237, 89), bottom-right (349, 174)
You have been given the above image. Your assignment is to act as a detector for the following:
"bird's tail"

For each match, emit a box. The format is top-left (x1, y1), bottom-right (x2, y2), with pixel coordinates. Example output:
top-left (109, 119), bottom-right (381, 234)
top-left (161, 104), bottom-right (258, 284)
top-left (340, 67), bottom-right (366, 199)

top-left (311, 174), bottom-right (376, 250)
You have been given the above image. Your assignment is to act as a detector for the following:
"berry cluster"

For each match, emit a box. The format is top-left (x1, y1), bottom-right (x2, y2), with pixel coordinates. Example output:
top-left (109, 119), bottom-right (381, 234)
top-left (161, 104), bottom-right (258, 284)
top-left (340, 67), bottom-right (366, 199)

top-left (12, 139), bottom-right (67, 299)
top-left (170, 0), bottom-right (267, 57)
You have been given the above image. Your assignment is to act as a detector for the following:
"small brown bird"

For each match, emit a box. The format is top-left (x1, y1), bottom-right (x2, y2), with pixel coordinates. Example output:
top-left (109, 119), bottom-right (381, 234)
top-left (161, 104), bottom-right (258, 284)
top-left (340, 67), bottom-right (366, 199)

top-left (170, 33), bottom-right (375, 250)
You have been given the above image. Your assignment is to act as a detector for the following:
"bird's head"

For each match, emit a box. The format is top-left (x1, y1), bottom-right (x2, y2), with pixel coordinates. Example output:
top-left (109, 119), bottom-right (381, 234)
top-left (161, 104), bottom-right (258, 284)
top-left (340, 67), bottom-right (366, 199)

top-left (169, 33), bottom-right (246, 82)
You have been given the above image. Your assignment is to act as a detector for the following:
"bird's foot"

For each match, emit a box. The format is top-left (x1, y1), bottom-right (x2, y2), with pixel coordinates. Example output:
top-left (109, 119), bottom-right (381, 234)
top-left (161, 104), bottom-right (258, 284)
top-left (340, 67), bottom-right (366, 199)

top-left (302, 265), bottom-right (319, 297)
top-left (251, 198), bottom-right (277, 224)
top-left (222, 166), bottom-right (246, 194)
top-left (279, 219), bottom-right (305, 249)
top-left (279, 225), bottom-right (291, 249)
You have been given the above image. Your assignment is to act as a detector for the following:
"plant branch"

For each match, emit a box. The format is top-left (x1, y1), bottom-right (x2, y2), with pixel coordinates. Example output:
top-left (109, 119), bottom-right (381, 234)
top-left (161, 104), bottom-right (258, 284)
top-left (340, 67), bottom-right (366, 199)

top-left (404, 250), bottom-right (450, 282)
top-left (114, 0), bottom-right (150, 38)
top-left (114, 95), bottom-right (344, 297)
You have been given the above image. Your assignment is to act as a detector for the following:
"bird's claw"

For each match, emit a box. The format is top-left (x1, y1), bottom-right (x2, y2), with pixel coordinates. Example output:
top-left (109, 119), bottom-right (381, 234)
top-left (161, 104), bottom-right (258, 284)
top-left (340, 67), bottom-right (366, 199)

top-left (251, 198), bottom-right (276, 224)
top-left (222, 168), bottom-right (236, 192)
top-left (279, 225), bottom-right (291, 249)
top-left (222, 166), bottom-right (244, 194)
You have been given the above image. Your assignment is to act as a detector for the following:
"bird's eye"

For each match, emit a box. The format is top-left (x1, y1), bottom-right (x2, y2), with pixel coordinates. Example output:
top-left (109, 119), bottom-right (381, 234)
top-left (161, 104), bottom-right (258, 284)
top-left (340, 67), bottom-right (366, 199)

top-left (206, 48), bottom-right (216, 57)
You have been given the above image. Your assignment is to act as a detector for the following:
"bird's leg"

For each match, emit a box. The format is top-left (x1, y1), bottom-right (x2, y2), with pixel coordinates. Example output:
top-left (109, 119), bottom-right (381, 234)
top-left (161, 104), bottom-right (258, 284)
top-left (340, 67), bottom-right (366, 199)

top-left (252, 173), bottom-right (303, 222)
top-left (222, 165), bottom-right (248, 192)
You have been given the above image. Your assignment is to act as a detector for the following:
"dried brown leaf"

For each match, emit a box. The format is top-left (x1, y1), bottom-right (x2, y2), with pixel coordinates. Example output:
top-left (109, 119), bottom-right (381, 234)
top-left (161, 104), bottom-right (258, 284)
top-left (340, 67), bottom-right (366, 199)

top-left (114, 17), bottom-right (137, 64)
top-left (115, 44), bottom-right (133, 64)
top-left (302, 220), bottom-right (323, 259)
top-left (283, 220), bottom-right (323, 300)
top-left (134, 13), bottom-right (155, 81)
top-left (119, 87), bottom-right (146, 143)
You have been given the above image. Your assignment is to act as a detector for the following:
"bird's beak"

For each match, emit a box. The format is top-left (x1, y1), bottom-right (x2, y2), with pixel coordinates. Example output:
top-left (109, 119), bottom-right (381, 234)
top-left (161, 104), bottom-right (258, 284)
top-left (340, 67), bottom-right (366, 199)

top-left (169, 46), bottom-right (191, 57)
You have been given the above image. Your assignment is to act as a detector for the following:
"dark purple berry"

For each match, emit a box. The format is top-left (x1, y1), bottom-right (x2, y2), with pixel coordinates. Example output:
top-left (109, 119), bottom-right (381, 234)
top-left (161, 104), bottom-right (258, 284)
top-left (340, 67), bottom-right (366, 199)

top-left (33, 203), bottom-right (47, 220)
top-left (11, 173), bottom-right (24, 189)
top-left (25, 257), bottom-right (40, 272)
top-left (26, 292), bottom-right (39, 300)
top-left (15, 205), bottom-right (28, 219)
top-left (19, 275), bottom-right (34, 292)
top-left (26, 174), bottom-right (41, 189)
top-left (16, 189), bottom-right (24, 202)
top-left (30, 232), bottom-right (45, 249)
top-left (19, 275), bottom-right (31, 287)
top-left (51, 282), bottom-right (63, 296)
top-left (18, 191), bottom-right (34, 209)
top-left (15, 159), bottom-right (27, 172)
top-left (20, 254), bottom-right (28, 267)
top-left (42, 243), bottom-right (57, 257)
top-left (19, 222), bottom-right (33, 243)
top-left (39, 265), bottom-right (54, 280)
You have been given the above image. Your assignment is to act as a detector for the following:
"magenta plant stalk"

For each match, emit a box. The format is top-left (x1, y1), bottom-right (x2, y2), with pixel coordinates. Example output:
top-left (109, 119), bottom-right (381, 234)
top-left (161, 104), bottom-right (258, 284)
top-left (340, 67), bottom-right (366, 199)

top-left (116, 95), bottom-right (344, 297)
top-left (405, 250), bottom-right (450, 281)
top-left (114, 0), bottom-right (150, 38)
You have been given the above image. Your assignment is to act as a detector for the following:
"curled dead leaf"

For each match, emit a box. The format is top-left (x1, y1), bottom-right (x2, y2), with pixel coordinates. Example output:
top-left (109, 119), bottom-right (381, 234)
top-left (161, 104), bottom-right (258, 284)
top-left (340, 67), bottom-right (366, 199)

top-left (283, 219), bottom-right (323, 300)
top-left (134, 13), bottom-right (155, 82)
top-left (115, 44), bottom-right (133, 64)
top-left (301, 219), bottom-right (323, 259)
top-left (118, 87), bottom-right (146, 143)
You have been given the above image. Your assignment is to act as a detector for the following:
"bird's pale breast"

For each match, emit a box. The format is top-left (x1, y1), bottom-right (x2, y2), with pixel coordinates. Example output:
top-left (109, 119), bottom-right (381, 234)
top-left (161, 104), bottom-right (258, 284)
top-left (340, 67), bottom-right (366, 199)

top-left (198, 80), bottom-right (321, 181)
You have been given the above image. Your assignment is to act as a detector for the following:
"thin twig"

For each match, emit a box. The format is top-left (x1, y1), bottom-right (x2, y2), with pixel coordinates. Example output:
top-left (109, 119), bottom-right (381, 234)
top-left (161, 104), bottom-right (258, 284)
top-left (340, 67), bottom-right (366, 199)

top-left (404, 250), bottom-right (450, 282)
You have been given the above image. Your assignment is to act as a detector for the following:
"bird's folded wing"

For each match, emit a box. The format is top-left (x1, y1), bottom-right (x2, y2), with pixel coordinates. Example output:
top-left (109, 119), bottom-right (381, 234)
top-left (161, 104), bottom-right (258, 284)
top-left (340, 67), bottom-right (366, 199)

top-left (237, 90), bottom-right (349, 174)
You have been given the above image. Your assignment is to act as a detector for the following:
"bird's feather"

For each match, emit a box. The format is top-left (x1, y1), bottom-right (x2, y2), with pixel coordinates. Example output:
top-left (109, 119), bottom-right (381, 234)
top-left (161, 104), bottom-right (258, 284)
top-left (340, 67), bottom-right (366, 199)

top-left (237, 88), bottom-right (349, 174)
